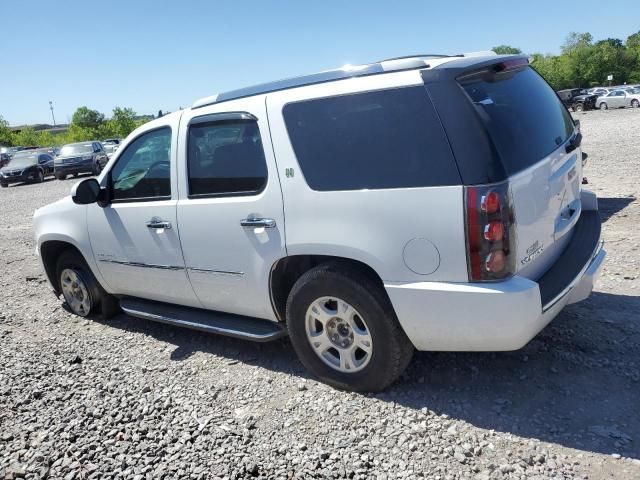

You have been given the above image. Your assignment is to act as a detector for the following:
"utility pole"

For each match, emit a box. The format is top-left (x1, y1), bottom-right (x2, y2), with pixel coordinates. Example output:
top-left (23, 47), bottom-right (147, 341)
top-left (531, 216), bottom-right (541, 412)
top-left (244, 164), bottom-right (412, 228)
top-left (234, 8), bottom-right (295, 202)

top-left (49, 101), bottom-right (56, 126)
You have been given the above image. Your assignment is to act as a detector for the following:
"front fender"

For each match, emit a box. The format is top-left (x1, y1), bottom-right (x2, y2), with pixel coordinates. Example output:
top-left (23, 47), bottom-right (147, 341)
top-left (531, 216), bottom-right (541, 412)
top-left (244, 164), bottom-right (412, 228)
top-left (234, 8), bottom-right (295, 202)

top-left (33, 197), bottom-right (112, 293)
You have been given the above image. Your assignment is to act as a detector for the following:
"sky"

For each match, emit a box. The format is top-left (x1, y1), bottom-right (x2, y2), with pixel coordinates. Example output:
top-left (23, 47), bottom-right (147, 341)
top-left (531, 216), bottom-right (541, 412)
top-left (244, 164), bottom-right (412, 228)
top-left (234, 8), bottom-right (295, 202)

top-left (1, 0), bottom-right (639, 125)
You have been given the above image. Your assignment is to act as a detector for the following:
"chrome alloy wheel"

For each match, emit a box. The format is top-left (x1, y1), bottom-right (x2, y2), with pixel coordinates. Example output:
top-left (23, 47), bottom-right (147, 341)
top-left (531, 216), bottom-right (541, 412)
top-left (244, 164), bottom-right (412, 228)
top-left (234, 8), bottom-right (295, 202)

top-left (60, 268), bottom-right (92, 316)
top-left (305, 296), bottom-right (373, 373)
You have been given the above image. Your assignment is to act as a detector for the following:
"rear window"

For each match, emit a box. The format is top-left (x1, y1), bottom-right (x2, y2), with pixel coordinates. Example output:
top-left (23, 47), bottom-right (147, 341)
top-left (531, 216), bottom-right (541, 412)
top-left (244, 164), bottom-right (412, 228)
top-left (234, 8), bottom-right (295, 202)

top-left (283, 86), bottom-right (460, 191)
top-left (459, 67), bottom-right (575, 174)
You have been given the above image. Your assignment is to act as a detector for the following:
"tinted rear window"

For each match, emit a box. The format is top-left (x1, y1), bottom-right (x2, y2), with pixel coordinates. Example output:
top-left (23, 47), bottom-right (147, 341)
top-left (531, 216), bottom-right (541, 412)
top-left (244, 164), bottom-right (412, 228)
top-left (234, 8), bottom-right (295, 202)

top-left (283, 87), bottom-right (460, 191)
top-left (459, 67), bottom-right (574, 174)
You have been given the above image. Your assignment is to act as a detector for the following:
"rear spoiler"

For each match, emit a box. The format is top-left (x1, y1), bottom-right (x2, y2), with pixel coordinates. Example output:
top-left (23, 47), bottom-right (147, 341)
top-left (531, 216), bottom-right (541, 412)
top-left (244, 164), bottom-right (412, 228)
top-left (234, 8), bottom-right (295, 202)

top-left (422, 55), bottom-right (530, 83)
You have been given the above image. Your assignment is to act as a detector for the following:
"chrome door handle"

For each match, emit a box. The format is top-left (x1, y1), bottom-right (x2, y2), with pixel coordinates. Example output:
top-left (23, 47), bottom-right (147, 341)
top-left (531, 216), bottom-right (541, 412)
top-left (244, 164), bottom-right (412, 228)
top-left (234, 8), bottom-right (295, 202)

top-left (240, 217), bottom-right (276, 228)
top-left (146, 218), bottom-right (172, 229)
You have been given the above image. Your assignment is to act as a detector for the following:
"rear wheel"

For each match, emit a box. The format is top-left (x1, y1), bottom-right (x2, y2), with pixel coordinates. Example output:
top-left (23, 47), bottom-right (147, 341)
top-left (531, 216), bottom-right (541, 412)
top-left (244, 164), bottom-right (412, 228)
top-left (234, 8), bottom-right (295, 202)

top-left (56, 250), bottom-right (120, 318)
top-left (56, 173), bottom-right (66, 180)
top-left (599, 102), bottom-right (608, 110)
top-left (0, 182), bottom-right (7, 188)
top-left (286, 263), bottom-right (414, 392)
top-left (36, 169), bottom-right (44, 183)
top-left (632, 99), bottom-right (639, 108)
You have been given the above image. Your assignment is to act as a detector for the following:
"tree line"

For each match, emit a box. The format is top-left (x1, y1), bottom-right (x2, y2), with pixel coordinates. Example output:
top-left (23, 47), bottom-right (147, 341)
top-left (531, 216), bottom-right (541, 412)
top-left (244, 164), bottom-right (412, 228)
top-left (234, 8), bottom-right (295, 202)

top-left (0, 106), bottom-right (152, 148)
top-left (495, 31), bottom-right (640, 89)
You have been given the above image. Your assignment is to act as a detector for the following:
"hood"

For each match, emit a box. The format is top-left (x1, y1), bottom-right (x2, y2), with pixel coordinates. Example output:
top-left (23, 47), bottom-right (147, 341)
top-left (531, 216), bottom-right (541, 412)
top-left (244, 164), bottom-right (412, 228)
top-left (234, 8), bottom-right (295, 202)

top-left (34, 194), bottom-right (75, 219)
top-left (1, 159), bottom-right (37, 172)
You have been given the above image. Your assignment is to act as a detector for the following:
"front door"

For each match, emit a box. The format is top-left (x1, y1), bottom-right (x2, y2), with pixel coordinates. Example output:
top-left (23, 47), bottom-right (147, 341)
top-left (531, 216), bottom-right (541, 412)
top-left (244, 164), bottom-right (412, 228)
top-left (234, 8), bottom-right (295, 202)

top-left (176, 96), bottom-right (286, 321)
top-left (88, 117), bottom-right (201, 306)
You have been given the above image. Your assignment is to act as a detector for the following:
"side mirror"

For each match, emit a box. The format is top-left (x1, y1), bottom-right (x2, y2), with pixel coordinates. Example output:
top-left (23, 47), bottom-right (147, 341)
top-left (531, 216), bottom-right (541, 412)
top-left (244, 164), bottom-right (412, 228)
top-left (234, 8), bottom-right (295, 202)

top-left (71, 178), bottom-right (101, 205)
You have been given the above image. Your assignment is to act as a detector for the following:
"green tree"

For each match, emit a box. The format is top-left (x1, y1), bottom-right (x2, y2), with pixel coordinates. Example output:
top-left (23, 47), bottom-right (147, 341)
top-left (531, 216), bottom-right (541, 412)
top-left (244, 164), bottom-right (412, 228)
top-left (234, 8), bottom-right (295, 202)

top-left (108, 107), bottom-right (138, 138)
top-left (71, 106), bottom-right (105, 129)
top-left (492, 45), bottom-right (522, 55)
top-left (0, 116), bottom-right (12, 146)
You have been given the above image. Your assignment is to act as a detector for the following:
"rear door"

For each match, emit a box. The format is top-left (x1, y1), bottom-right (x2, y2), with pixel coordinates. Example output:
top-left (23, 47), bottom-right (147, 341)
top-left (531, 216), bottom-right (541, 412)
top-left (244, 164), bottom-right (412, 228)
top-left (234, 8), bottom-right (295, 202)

top-left (176, 96), bottom-right (286, 321)
top-left (458, 65), bottom-right (582, 280)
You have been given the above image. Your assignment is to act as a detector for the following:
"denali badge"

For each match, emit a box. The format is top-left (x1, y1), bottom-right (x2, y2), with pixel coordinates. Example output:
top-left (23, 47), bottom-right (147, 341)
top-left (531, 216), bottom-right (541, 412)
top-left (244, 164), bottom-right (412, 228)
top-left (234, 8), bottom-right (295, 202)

top-left (521, 241), bottom-right (544, 265)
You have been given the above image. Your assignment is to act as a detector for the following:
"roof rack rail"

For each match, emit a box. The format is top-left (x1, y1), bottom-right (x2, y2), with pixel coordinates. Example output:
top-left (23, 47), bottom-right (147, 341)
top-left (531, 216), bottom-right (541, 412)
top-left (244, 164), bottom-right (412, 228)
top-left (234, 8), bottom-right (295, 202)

top-left (191, 52), bottom-right (492, 109)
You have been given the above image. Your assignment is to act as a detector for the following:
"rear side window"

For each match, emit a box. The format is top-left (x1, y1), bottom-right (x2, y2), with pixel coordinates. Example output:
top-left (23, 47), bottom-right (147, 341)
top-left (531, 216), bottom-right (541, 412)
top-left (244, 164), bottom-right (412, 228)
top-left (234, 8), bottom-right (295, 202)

top-left (459, 67), bottom-right (574, 174)
top-left (187, 120), bottom-right (267, 197)
top-left (283, 87), bottom-right (460, 191)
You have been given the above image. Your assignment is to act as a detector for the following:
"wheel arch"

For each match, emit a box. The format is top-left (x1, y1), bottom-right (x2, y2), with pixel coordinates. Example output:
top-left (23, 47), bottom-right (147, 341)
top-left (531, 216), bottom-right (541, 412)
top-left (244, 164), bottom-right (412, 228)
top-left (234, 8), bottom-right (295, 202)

top-left (268, 254), bottom-right (392, 323)
top-left (40, 240), bottom-right (86, 294)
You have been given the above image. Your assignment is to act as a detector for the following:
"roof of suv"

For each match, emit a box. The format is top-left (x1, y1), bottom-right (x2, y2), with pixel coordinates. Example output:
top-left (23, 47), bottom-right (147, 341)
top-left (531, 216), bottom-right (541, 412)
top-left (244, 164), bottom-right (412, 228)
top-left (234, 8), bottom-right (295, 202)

top-left (191, 51), bottom-right (502, 109)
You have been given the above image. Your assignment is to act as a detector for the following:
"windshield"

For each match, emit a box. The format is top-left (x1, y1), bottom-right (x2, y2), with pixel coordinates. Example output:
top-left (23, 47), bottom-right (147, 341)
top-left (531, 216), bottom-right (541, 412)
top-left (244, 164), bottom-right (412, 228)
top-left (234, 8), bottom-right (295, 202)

top-left (460, 66), bottom-right (574, 174)
top-left (60, 144), bottom-right (93, 156)
top-left (5, 153), bottom-right (37, 168)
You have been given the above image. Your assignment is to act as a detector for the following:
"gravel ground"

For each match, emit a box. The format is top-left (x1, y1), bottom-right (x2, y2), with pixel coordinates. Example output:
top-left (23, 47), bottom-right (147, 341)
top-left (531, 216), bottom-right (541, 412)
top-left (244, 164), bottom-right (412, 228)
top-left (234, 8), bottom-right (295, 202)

top-left (1, 108), bottom-right (639, 479)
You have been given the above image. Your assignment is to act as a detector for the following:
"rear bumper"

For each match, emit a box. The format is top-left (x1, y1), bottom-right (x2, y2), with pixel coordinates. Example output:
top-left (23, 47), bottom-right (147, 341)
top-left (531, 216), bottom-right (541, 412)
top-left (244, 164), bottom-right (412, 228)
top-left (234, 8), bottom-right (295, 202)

top-left (385, 210), bottom-right (605, 351)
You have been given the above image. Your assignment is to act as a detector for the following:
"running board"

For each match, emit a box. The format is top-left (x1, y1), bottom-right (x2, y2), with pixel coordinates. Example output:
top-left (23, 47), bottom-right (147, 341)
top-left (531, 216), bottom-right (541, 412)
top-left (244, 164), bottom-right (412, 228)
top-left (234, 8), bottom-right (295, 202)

top-left (120, 297), bottom-right (286, 342)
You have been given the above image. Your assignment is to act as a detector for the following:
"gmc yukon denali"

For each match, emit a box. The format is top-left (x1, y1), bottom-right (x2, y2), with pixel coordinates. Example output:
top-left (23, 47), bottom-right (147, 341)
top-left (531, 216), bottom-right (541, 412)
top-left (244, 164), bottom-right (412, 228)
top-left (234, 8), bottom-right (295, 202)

top-left (33, 53), bottom-right (606, 391)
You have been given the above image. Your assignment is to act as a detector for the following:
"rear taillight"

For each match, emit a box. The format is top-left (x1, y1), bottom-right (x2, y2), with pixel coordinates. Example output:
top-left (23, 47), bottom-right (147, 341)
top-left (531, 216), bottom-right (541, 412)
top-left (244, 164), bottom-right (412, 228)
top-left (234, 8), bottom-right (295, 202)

top-left (465, 182), bottom-right (515, 281)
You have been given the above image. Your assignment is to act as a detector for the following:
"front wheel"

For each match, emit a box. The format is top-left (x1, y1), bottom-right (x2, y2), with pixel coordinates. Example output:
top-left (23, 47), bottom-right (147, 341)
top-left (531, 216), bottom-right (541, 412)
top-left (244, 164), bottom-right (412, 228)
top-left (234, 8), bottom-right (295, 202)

top-left (632, 99), bottom-right (639, 108)
top-left (599, 102), bottom-right (608, 110)
top-left (287, 264), bottom-right (414, 392)
top-left (55, 173), bottom-right (66, 180)
top-left (574, 103), bottom-right (584, 112)
top-left (0, 182), bottom-right (7, 188)
top-left (36, 169), bottom-right (44, 183)
top-left (56, 250), bottom-right (120, 318)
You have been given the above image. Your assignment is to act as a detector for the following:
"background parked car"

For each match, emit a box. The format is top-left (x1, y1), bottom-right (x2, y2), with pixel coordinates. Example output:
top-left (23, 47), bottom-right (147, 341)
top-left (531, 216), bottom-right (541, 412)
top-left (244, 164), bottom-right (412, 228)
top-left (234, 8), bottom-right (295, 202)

top-left (0, 150), bottom-right (54, 187)
top-left (0, 147), bottom-right (12, 167)
top-left (596, 89), bottom-right (640, 110)
top-left (588, 87), bottom-right (611, 96)
top-left (54, 141), bottom-right (109, 180)
top-left (557, 88), bottom-right (597, 111)
top-left (101, 142), bottom-right (119, 158)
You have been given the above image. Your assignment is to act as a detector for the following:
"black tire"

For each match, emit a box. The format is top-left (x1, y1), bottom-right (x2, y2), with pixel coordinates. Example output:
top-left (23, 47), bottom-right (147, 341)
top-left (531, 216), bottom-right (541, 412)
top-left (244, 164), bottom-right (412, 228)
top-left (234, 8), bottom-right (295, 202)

top-left (36, 169), bottom-right (44, 183)
top-left (56, 250), bottom-right (120, 319)
top-left (92, 162), bottom-right (101, 176)
top-left (632, 99), bottom-right (639, 108)
top-left (56, 173), bottom-right (66, 180)
top-left (574, 103), bottom-right (584, 112)
top-left (600, 102), bottom-right (608, 110)
top-left (286, 263), bottom-right (414, 392)
top-left (0, 182), bottom-right (7, 188)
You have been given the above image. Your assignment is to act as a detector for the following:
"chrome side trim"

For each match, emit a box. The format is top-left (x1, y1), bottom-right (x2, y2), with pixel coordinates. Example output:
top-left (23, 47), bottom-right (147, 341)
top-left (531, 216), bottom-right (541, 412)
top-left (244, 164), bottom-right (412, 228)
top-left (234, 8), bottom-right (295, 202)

top-left (542, 240), bottom-right (604, 312)
top-left (187, 267), bottom-right (244, 276)
top-left (98, 259), bottom-right (184, 271)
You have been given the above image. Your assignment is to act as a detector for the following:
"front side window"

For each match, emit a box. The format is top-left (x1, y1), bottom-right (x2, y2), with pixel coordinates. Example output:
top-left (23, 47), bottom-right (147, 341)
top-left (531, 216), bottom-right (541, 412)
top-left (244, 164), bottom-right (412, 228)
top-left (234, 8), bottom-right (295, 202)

top-left (187, 119), bottom-right (267, 196)
top-left (110, 127), bottom-right (171, 201)
top-left (283, 87), bottom-right (460, 191)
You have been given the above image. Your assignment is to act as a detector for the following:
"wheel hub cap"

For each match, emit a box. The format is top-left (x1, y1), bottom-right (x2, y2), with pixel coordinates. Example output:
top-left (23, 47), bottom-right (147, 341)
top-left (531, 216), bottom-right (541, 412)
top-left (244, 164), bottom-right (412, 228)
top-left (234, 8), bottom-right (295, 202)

top-left (60, 268), bottom-right (92, 316)
top-left (305, 296), bottom-right (373, 373)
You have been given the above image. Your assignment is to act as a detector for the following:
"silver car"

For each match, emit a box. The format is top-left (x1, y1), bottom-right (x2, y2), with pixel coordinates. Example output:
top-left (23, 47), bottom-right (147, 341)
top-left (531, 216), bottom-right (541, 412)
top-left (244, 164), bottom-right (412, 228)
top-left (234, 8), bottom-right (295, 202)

top-left (596, 89), bottom-right (640, 110)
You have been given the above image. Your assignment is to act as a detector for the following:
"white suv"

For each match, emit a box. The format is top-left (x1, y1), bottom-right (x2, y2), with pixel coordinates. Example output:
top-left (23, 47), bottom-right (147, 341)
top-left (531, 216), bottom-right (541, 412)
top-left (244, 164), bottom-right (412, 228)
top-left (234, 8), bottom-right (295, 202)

top-left (33, 53), bottom-right (606, 391)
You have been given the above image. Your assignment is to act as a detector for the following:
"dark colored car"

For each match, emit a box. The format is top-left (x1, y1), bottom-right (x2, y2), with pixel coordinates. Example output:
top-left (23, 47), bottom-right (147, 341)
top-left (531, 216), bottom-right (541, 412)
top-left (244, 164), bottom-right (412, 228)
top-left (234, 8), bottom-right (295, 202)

top-left (54, 142), bottom-right (109, 180)
top-left (556, 89), bottom-right (598, 112)
top-left (0, 151), bottom-right (55, 187)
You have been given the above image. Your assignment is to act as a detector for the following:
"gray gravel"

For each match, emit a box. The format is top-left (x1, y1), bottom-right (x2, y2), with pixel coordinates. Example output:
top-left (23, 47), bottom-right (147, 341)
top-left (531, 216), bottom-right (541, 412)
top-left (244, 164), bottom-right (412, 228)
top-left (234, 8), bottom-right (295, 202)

top-left (1, 109), bottom-right (640, 479)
